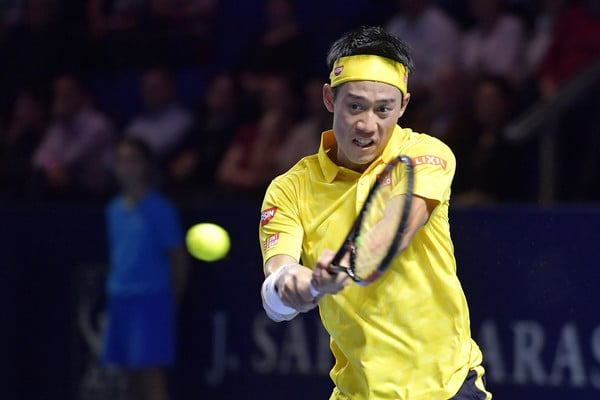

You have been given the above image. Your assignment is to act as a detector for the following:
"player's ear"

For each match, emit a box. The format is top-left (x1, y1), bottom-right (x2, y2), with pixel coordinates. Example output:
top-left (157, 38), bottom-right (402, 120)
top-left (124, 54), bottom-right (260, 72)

top-left (323, 84), bottom-right (335, 112)
top-left (397, 91), bottom-right (411, 118)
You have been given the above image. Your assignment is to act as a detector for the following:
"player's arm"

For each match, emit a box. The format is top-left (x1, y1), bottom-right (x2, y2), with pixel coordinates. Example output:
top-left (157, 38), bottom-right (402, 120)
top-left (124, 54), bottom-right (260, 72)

top-left (170, 245), bottom-right (190, 306)
top-left (261, 254), bottom-right (319, 322)
top-left (396, 194), bottom-right (437, 253)
top-left (265, 254), bottom-right (317, 311)
top-left (397, 141), bottom-right (455, 253)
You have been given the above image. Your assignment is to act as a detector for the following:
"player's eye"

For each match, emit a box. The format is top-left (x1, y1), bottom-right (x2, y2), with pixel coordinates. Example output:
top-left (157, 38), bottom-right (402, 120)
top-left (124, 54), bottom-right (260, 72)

top-left (349, 103), bottom-right (362, 112)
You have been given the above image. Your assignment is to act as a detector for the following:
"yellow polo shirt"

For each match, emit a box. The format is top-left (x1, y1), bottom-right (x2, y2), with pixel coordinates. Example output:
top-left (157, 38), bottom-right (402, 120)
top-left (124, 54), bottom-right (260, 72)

top-left (259, 126), bottom-right (484, 399)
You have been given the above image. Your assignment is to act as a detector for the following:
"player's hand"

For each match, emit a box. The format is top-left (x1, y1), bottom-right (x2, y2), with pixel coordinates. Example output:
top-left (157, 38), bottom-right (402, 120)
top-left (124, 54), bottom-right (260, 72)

top-left (311, 249), bottom-right (351, 295)
top-left (276, 264), bottom-right (320, 313)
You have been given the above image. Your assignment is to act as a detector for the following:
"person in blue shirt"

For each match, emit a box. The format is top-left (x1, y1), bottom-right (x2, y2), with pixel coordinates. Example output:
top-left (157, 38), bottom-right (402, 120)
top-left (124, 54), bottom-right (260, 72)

top-left (103, 137), bottom-right (189, 400)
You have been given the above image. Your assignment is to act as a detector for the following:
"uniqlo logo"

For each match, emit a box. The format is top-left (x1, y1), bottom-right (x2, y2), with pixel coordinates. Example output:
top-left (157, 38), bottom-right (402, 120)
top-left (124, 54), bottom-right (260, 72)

top-left (263, 233), bottom-right (279, 251)
top-left (377, 171), bottom-right (392, 186)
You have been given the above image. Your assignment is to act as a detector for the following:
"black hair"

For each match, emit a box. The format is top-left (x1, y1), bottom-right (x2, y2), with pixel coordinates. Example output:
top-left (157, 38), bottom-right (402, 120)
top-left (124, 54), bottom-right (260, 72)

top-left (326, 26), bottom-right (415, 74)
top-left (116, 137), bottom-right (154, 164)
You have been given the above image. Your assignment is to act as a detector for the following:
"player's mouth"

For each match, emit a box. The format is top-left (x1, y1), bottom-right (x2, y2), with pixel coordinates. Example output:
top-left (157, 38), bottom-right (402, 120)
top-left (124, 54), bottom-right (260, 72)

top-left (353, 138), bottom-right (375, 148)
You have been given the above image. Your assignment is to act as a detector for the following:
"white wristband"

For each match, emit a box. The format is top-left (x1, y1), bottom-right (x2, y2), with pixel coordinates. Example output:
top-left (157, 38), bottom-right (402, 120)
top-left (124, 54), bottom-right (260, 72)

top-left (261, 264), bottom-right (298, 321)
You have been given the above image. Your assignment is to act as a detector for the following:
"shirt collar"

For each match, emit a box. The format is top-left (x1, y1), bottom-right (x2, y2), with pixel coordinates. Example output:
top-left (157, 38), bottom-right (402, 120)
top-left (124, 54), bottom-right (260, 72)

top-left (317, 126), bottom-right (406, 182)
top-left (318, 130), bottom-right (339, 182)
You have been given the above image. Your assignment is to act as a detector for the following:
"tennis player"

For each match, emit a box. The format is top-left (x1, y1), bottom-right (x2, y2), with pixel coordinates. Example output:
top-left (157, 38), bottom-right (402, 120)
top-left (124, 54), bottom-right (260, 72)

top-left (259, 26), bottom-right (491, 399)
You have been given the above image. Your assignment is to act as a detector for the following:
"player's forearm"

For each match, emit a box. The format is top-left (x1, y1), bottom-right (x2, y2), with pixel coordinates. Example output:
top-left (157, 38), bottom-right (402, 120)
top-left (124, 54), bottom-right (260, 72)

top-left (261, 264), bottom-right (300, 322)
top-left (397, 196), bottom-right (433, 253)
top-left (264, 254), bottom-right (298, 276)
top-left (261, 255), bottom-right (318, 321)
top-left (170, 247), bottom-right (190, 305)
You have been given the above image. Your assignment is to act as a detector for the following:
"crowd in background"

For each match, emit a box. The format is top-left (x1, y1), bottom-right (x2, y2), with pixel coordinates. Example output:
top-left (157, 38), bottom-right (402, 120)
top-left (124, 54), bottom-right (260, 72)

top-left (0, 0), bottom-right (599, 206)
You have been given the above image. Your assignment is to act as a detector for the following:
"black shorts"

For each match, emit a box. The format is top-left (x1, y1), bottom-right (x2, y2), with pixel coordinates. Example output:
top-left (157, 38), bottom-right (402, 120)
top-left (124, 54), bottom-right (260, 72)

top-left (450, 367), bottom-right (492, 400)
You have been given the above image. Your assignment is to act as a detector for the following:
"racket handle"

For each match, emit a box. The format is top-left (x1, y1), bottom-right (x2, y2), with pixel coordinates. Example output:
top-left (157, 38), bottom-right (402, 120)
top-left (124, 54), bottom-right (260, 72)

top-left (309, 282), bottom-right (320, 297)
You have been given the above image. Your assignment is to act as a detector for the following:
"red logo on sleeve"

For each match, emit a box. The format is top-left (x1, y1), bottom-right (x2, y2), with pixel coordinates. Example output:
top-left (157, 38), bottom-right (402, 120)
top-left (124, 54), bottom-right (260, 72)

top-left (263, 233), bottom-right (279, 251)
top-left (261, 207), bottom-right (277, 226)
top-left (413, 155), bottom-right (447, 170)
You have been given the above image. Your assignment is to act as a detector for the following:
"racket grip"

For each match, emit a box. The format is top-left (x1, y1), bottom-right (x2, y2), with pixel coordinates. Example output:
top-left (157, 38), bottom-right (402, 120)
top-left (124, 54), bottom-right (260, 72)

top-left (309, 282), bottom-right (320, 297)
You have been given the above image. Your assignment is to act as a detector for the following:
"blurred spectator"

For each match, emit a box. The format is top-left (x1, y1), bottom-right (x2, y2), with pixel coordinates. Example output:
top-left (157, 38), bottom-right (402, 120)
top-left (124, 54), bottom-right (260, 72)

top-left (103, 137), bottom-right (189, 400)
top-left (522, 0), bottom-right (568, 81)
top-left (0, 0), bottom-right (23, 30)
top-left (150, 0), bottom-right (218, 58)
top-left (216, 73), bottom-right (299, 198)
top-left (148, 0), bottom-right (217, 37)
top-left (87, 0), bottom-right (217, 69)
top-left (167, 72), bottom-right (240, 198)
top-left (407, 66), bottom-right (473, 148)
top-left (87, 0), bottom-right (145, 40)
top-left (0, 0), bottom-right (84, 111)
top-left (460, 0), bottom-right (525, 84)
top-left (236, 0), bottom-right (312, 107)
top-left (385, 0), bottom-right (461, 100)
top-left (276, 78), bottom-right (332, 173)
top-left (0, 88), bottom-right (48, 201)
top-left (86, 0), bottom-right (150, 70)
top-left (537, 0), bottom-right (600, 98)
top-left (124, 67), bottom-right (194, 167)
top-left (146, 0), bottom-right (218, 66)
top-left (32, 73), bottom-right (115, 201)
top-left (452, 75), bottom-right (532, 205)
top-left (535, 0), bottom-right (600, 201)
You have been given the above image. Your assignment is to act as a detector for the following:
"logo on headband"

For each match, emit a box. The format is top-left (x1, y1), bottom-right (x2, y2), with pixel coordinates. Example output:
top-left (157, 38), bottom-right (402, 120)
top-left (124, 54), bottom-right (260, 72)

top-left (334, 66), bottom-right (344, 76)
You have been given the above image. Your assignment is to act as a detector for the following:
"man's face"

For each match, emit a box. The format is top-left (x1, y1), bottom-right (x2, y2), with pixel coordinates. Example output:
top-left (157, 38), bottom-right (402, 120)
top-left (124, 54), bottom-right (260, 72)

top-left (323, 81), bottom-right (409, 172)
top-left (141, 70), bottom-right (173, 112)
top-left (53, 76), bottom-right (85, 120)
top-left (114, 144), bottom-right (150, 189)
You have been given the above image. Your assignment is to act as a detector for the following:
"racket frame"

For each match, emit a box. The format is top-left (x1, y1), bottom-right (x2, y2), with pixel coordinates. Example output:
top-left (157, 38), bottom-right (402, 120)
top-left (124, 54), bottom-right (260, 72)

top-left (329, 155), bottom-right (414, 285)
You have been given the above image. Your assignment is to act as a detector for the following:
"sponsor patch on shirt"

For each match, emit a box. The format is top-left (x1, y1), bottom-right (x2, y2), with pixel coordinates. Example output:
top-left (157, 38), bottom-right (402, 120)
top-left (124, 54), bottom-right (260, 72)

top-left (263, 232), bottom-right (279, 251)
top-left (413, 155), bottom-right (447, 170)
top-left (376, 170), bottom-right (392, 186)
top-left (261, 207), bottom-right (277, 226)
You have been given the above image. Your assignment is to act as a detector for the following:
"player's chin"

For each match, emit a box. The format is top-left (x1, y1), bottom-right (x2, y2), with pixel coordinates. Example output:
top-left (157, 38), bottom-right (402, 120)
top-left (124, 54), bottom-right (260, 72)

top-left (340, 145), bottom-right (379, 169)
top-left (350, 151), bottom-right (378, 167)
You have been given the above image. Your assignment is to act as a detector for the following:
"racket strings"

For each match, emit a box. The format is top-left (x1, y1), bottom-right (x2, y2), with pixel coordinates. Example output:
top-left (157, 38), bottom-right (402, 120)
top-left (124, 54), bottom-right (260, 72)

top-left (353, 183), bottom-right (406, 280)
top-left (329, 155), bottom-right (414, 285)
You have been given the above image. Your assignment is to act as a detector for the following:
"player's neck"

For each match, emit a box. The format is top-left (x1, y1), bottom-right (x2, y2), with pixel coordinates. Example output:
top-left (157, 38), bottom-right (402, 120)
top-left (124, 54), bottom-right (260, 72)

top-left (330, 143), bottom-right (371, 174)
top-left (122, 183), bottom-right (151, 207)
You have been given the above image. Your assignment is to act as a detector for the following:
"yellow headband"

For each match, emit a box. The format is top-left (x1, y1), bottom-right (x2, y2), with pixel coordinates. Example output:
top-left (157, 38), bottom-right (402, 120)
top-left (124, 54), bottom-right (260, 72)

top-left (329, 55), bottom-right (408, 95)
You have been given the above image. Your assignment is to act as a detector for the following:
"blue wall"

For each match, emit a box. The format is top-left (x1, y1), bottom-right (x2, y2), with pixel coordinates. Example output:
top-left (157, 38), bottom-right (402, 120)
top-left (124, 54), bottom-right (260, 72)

top-left (2, 204), bottom-right (600, 399)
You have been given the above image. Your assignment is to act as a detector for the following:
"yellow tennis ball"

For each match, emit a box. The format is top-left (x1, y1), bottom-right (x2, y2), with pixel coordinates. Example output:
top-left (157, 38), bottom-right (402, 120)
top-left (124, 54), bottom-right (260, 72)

top-left (186, 223), bottom-right (230, 262)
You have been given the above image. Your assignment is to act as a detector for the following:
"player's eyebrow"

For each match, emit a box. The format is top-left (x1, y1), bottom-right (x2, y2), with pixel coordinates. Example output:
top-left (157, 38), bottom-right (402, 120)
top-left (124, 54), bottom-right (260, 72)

top-left (347, 93), bottom-right (397, 103)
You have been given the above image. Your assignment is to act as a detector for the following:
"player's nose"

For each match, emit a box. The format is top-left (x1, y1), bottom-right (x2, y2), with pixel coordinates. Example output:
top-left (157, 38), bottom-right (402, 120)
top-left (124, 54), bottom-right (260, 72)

top-left (356, 110), bottom-right (377, 134)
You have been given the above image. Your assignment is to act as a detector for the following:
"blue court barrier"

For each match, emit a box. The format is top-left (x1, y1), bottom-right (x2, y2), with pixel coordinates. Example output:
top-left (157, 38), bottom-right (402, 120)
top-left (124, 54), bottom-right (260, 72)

top-left (2, 204), bottom-right (599, 399)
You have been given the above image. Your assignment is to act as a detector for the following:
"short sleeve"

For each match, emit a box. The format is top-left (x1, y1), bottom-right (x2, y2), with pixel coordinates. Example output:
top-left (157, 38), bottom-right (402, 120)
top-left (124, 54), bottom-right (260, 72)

top-left (259, 178), bottom-right (304, 264)
top-left (408, 138), bottom-right (456, 204)
top-left (156, 199), bottom-right (184, 250)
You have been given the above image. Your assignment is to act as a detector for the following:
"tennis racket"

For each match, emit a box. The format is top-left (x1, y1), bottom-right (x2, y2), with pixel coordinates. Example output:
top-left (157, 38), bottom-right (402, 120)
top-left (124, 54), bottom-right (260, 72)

top-left (310, 155), bottom-right (414, 294)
